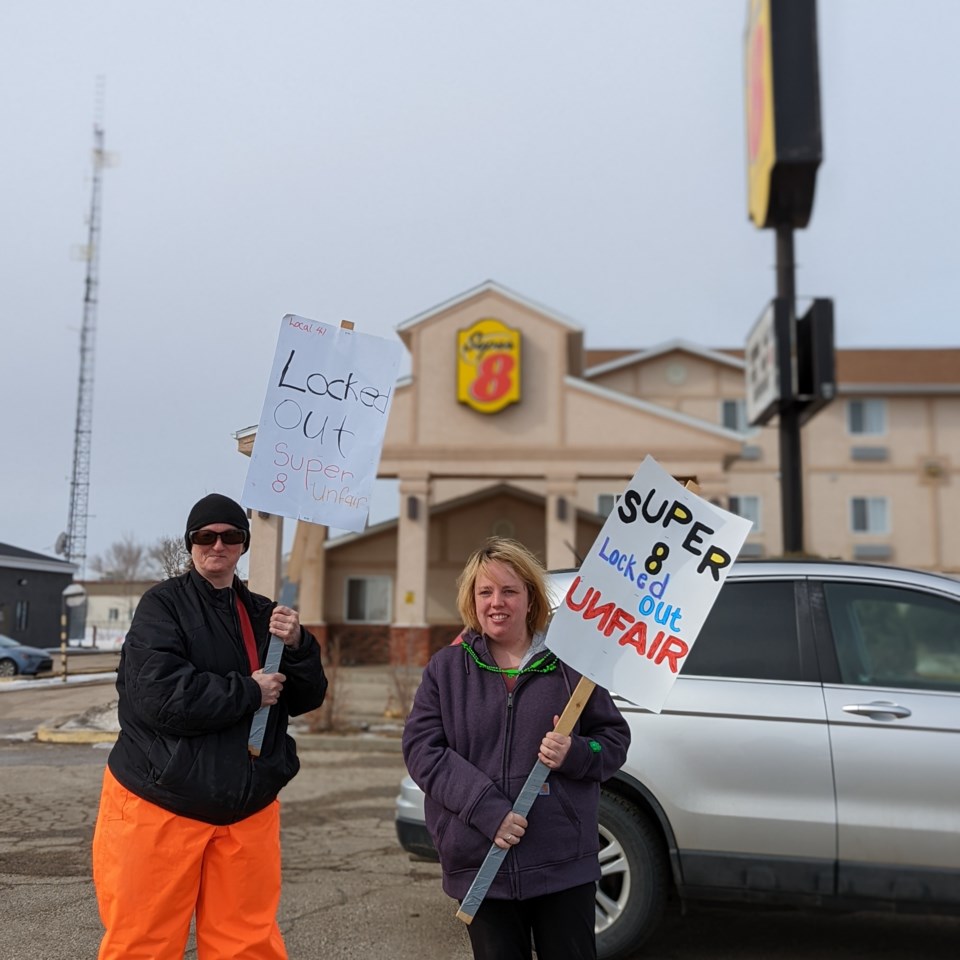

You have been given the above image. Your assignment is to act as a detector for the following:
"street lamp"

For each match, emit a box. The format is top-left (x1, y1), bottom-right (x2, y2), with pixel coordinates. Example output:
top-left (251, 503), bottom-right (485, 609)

top-left (60, 584), bottom-right (87, 682)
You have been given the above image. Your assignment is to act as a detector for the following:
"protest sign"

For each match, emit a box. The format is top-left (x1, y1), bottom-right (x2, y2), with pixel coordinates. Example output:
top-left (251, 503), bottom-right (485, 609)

top-left (241, 314), bottom-right (402, 533)
top-left (547, 455), bottom-right (753, 711)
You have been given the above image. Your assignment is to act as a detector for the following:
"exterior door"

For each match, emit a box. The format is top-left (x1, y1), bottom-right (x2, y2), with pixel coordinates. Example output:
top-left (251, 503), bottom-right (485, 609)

top-left (819, 579), bottom-right (960, 904)
top-left (624, 578), bottom-right (836, 894)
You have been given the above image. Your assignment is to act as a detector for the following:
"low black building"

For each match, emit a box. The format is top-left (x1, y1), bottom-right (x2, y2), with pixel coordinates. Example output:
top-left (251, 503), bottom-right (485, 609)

top-left (0, 543), bottom-right (77, 650)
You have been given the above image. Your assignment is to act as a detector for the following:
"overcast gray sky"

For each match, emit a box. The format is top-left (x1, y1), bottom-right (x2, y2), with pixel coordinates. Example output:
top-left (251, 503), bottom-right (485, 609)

top-left (2, 1), bottom-right (958, 575)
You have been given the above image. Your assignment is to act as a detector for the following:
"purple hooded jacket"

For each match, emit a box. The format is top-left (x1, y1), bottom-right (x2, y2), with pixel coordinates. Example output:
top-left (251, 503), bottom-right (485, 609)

top-left (402, 629), bottom-right (631, 901)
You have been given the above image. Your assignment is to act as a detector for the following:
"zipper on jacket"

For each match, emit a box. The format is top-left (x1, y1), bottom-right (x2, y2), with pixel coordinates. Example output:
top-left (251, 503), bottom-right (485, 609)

top-left (500, 673), bottom-right (539, 786)
top-left (504, 679), bottom-right (539, 899)
top-left (501, 688), bottom-right (515, 785)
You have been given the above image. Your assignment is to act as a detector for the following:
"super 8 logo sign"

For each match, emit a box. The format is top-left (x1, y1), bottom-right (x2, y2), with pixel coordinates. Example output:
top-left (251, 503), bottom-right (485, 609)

top-left (457, 319), bottom-right (521, 414)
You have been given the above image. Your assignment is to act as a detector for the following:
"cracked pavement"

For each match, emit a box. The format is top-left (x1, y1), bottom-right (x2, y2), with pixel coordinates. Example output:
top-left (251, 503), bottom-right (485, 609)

top-left (0, 738), bottom-right (473, 960)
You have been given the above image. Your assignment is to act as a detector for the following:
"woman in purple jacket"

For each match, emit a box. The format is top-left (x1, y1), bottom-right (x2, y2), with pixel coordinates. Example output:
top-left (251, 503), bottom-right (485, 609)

top-left (402, 538), bottom-right (631, 960)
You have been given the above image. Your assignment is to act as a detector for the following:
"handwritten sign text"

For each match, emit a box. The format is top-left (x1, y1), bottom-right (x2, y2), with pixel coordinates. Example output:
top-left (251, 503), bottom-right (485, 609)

top-left (546, 456), bottom-right (752, 711)
top-left (242, 314), bottom-right (402, 532)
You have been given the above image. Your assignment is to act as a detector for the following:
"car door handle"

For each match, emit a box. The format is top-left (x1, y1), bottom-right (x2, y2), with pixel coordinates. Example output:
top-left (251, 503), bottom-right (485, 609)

top-left (842, 701), bottom-right (912, 719)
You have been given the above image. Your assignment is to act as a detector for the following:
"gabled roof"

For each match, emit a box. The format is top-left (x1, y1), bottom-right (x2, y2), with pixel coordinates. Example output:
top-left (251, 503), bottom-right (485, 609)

top-left (325, 482), bottom-right (600, 551)
top-left (584, 339), bottom-right (745, 378)
top-left (566, 377), bottom-right (747, 442)
top-left (586, 345), bottom-right (960, 389)
top-left (0, 543), bottom-right (76, 575)
top-left (395, 280), bottom-right (583, 336)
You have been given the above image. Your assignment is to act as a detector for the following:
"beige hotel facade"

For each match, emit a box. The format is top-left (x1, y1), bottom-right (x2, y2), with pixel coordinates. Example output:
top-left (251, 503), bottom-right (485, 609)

top-left (236, 281), bottom-right (960, 665)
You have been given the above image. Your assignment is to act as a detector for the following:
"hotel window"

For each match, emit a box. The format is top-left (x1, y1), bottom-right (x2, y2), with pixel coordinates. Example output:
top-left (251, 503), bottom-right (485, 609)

top-left (851, 497), bottom-right (889, 534)
top-left (721, 398), bottom-right (750, 432)
top-left (729, 495), bottom-right (761, 531)
top-left (847, 399), bottom-right (886, 436)
top-left (15, 600), bottom-right (29, 631)
top-left (597, 494), bottom-right (620, 517)
top-left (345, 577), bottom-right (391, 623)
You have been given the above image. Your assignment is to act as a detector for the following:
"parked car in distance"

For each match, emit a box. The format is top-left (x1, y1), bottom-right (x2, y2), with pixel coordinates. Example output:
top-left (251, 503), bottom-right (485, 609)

top-left (0, 634), bottom-right (54, 677)
top-left (395, 559), bottom-right (960, 960)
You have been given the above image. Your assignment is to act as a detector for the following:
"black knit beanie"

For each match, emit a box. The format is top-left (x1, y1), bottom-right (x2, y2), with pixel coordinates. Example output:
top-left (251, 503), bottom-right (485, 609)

top-left (184, 494), bottom-right (251, 553)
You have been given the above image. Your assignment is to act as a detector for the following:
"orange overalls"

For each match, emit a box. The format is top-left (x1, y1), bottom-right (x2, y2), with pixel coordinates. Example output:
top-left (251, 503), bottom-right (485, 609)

top-left (92, 767), bottom-right (287, 960)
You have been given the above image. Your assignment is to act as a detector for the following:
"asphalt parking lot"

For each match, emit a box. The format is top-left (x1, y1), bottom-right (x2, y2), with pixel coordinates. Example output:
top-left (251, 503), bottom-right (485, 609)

top-left (2, 664), bottom-right (959, 960)
top-left (0, 664), bottom-right (475, 960)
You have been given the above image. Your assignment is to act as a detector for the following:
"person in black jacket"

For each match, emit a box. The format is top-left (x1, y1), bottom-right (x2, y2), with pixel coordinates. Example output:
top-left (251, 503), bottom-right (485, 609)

top-left (92, 493), bottom-right (327, 960)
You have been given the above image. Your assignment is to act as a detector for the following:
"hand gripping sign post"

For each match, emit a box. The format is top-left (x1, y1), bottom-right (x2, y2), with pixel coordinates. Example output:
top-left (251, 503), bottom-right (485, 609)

top-left (242, 315), bottom-right (402, 755)
top-left (247, 633), bottom-right (284, 758)
top-left (456, 455), bottom-right (753, 923)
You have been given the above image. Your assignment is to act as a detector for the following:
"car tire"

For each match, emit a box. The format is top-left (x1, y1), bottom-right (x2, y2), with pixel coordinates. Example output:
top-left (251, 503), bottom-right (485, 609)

top-left (0, 658), bottom-right (18, 678)
top-left (596, 791), bottom-right (669, 960)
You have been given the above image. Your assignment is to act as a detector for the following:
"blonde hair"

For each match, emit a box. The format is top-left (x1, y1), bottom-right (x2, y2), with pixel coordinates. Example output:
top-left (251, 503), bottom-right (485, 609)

top-left (456, 538), bottom-right (550, 636)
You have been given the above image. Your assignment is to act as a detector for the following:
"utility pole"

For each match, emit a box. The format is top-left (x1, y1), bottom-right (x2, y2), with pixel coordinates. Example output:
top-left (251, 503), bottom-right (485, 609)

top-left (743, 0), bottom-right (829, 556)
top-left (58, 85), bottom-right (109, 580)
top-left (775, 224), bottom-right (803, 552)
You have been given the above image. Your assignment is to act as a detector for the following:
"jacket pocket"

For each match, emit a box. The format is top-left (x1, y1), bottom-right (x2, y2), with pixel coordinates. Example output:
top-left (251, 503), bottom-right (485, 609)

top-left (518, 777), bottom-right (586, 866)
top-left (151, 734), bottom-right (196, 789)
top-left (431, 803), bottom-right (490, 878)
top-left (247, 732), bottom-right (300, 809)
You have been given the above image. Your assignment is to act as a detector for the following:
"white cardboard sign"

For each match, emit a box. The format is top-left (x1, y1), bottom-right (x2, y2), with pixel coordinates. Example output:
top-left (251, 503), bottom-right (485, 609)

top-left (241, 314), bottom-right (402, 532)
top-left (546, 455), bottom-right (753, 711)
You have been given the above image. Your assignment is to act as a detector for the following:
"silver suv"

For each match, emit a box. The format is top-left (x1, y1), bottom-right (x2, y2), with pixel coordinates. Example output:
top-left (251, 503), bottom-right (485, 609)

top-left (395, 560), bottom-right (960, 959)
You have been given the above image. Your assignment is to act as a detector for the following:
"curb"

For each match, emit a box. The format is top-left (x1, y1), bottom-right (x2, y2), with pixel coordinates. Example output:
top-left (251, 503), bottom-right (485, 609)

top-left (29, 727), bottom-right (403, 750)
top-left (36, 726), bottom-right (118, 744)
top-left (294, 731), bottom-right (403, 753)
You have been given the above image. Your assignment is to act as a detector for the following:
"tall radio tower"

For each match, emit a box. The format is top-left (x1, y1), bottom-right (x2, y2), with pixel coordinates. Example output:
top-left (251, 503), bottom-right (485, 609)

top-left (57, 89), bottom-right (109, 578)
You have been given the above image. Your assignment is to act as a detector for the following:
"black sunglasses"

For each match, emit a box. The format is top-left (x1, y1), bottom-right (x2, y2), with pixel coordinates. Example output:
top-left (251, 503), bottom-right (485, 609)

top-left (190, 528), bottom-right (247, 546)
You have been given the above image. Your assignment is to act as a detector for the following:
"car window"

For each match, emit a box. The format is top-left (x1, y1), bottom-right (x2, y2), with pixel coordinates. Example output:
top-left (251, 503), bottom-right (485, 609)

top-left (822, 581), bottom-right (960, 692)
top-left (681, 580), bottom-right (802, 681)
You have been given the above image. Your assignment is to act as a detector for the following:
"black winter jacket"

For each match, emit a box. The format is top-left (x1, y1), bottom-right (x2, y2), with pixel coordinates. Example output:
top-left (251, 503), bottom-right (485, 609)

top-left (107, 569), bottom-right (327, 824)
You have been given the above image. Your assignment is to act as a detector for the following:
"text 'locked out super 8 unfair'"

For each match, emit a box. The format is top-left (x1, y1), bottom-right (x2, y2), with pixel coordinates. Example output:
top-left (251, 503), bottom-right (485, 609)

top-left (562, 483), bottom-right (735, 675)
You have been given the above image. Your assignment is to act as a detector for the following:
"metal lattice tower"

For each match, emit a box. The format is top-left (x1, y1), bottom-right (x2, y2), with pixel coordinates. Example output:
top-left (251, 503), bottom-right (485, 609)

top-left (59, 117), bottom-right (107, 578)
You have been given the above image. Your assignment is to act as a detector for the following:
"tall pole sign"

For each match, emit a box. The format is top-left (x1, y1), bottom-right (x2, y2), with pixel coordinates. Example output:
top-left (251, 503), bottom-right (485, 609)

top-left (743, 0), bottom-right (832, 556)
top-left (745, 0), bottom-right (823, 229)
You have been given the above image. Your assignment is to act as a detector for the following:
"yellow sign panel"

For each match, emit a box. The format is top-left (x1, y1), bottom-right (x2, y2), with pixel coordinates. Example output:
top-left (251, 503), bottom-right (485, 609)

top-left (745, 0), bottom-right (776, 227)
top-left (457, 319), bottom-right (521, 414)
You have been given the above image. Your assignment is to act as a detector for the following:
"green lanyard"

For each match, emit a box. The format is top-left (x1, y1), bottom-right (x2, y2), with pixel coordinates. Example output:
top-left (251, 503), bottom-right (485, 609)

top-left (461, 641), bottom-right (558, 677)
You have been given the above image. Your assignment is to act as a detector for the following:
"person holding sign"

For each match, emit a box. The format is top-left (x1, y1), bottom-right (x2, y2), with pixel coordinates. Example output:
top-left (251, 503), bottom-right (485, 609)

top-left (402, 539), bottom-right (630, 960)
top-left (92, 493), bottom-right (327, 960)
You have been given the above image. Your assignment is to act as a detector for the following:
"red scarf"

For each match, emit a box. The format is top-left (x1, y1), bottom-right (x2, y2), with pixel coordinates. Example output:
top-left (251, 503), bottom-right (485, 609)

top-left (235, 596), bottom-right (260, 673)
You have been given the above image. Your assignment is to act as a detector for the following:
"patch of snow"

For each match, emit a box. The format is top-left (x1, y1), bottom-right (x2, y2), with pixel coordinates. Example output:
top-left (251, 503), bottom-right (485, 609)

top-left (57, 702), bottom-right (120, 732)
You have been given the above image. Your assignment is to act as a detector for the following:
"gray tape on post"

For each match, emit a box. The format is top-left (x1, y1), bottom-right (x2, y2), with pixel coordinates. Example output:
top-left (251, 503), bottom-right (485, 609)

top-left (456, 760), bottom-right (552, 923)
top-left (248, 635), bottom-right (285, 757)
